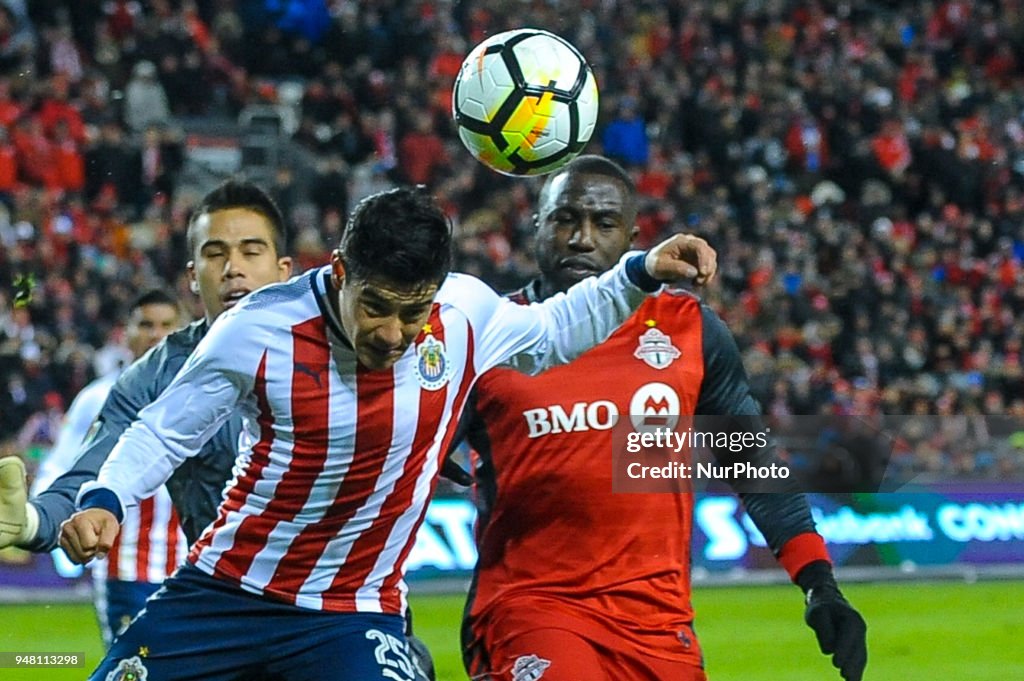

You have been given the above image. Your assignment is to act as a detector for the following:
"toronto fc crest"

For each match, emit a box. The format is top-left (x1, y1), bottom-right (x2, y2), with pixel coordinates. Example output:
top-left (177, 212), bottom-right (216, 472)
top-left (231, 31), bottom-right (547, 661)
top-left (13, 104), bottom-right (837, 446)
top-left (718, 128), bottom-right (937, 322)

top-left (634, 327), bottom-right (681, 369)
top-left (416, 334), bottom-right (451, 390)
top-left (512, 654), bottom-right (551, 681)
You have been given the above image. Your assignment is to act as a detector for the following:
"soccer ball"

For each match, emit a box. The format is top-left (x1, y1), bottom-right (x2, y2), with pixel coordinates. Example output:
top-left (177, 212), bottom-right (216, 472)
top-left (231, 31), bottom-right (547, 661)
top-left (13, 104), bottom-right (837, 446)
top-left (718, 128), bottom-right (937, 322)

top-left (452, 28), bottom-right (599, 176)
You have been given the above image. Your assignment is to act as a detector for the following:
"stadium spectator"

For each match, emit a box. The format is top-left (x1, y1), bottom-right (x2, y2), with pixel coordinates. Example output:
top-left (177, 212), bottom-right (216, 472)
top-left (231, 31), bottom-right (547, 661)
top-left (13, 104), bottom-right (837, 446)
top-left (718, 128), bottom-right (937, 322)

top-left (137, 125), bottom-right (180, 208)
top-left (123, 60), bottom-right (170, 132)
top-left (51, 120), bottom-right (85, 193)
top-left (310, 153), bottom-right (350, 221)
top-left (0, 125), bottom-right (18, 198)
top-left (601, 96), bottom-right (650, 168)
top-left (16, 389), bottom-right (62, 452)
top-left (11, 116), bottom-right (58, 188)
top-left (0, 3), bottom-right (35, 73)
top-left (83, 120), bottom-right (140, 207)
top-left (397, 111), bottom-right (448, 187)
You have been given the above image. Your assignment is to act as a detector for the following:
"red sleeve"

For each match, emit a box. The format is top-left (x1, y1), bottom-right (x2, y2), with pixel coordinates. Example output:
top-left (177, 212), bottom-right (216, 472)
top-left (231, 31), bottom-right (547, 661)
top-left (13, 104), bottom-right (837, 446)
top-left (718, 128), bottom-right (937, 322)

top-left (778, 531), bottom-right (832, 582)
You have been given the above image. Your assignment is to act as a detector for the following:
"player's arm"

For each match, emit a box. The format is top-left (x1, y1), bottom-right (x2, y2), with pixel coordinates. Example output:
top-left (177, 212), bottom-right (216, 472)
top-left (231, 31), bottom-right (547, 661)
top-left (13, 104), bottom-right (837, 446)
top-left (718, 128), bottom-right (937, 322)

top-left (471, 235), bottom-right (714, 374)
top-left (31, 383), bottom-right (106, 496)
top-left (694, 305), bottom-right (825, 564)
top-left (62, 313), bottom-right (265, 564)
top-left (20, 342), bottom-right (185, 553)
top-left (695, 304), bottom-right (867, 681)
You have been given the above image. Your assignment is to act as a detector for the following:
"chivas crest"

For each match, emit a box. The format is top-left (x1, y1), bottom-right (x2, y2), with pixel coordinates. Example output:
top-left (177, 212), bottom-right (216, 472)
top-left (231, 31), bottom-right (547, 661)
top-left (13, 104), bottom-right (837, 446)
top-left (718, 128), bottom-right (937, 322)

top-left (106, 656), bottom-right (149, 681)
top-left (416, 334), bottom-right (451, 390)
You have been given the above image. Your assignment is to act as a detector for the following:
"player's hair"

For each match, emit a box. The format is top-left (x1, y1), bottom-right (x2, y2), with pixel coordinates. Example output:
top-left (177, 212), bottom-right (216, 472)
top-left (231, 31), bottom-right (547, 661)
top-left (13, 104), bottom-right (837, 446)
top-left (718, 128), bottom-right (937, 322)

top-left (561, 154), bottom-right (636, 192)
top-left (340, 186), bottom-right (453, 287)
top-left (186, 180), bottom-right (288, 257)
top-left (538, 154), bottom-right (639, 222)
top-left (129, 289), bottom-right (179, 313)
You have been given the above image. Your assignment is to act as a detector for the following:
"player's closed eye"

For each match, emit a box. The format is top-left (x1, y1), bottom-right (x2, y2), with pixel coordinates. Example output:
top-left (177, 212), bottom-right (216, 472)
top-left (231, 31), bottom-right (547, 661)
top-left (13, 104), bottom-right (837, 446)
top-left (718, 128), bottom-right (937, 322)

top-left (362, 302), bottom-right (389, 317)
top-left (400, 307), bottom-right (431, 324)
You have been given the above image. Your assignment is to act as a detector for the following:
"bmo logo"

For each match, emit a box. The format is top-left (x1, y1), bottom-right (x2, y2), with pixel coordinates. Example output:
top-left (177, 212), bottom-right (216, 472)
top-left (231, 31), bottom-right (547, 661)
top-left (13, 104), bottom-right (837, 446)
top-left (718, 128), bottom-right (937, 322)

top-left (522, 401), bottom-right (618, 438)
top-left (520, 383), bottom-right (682, 438)
top-left (629, 382), bottom-right (680, 432)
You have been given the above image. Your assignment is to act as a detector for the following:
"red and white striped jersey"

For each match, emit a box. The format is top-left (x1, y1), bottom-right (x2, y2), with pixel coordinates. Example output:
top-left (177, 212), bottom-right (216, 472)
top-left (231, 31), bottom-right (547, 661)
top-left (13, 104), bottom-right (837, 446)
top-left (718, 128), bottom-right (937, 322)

top-left (89, 260), bottom-right (648, 613)
top-left (34, 372), bottom-right (186, 584)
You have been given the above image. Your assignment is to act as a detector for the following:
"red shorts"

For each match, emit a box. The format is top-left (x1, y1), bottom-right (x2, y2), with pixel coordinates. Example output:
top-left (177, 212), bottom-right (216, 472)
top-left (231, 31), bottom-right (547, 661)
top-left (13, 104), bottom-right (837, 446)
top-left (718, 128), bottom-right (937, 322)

top-left (466, 599), bottom-right (705, 681)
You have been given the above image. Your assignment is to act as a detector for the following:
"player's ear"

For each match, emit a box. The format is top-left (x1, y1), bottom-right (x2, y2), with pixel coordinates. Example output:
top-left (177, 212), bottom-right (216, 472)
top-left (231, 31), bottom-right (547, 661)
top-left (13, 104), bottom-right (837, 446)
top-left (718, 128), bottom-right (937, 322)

top-left (276, 255), bottom-right (293, 280)
top-left (330, 249), bottom-right (346, 288)
top-left (630, 224), bottom-right (640, 245)
top-left (186, 261), bottom-right (199, 294)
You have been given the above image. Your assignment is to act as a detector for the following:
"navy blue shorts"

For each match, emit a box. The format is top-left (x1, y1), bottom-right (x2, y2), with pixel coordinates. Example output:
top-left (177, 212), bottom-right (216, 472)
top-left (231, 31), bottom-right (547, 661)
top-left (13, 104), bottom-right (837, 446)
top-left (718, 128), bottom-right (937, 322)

top-left (96, 578), bottom-right (163, 647)
top-left (90, 564), bottom-right (422, 681)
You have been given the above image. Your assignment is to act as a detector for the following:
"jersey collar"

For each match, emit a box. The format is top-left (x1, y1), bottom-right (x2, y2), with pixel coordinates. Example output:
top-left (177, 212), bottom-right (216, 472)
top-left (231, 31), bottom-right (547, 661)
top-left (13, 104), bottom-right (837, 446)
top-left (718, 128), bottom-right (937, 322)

top-left (311, 266), bottom-right (353, 349)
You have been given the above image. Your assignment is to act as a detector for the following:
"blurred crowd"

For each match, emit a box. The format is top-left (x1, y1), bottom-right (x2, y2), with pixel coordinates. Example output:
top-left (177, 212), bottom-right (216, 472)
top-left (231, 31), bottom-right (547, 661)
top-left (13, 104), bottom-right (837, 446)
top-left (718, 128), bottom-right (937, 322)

top-left (1, 0), bottom-right (1023, 480)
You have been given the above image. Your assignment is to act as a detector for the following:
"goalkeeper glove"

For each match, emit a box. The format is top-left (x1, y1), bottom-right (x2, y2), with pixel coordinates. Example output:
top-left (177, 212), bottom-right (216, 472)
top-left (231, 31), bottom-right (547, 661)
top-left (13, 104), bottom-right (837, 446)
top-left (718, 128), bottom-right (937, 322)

top-left (797, 560), bottom-right (867, 681)
top-left (0, 456), bottom-right (36, 548)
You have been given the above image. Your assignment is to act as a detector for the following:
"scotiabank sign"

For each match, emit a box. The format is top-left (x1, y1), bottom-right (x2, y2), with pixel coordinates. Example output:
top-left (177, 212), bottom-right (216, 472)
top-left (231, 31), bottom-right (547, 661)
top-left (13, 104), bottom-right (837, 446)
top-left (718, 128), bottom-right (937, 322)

top-left (404, 483), bottom-right (1024, 578)
top-left (693, 485), bottom-right (1024, 570)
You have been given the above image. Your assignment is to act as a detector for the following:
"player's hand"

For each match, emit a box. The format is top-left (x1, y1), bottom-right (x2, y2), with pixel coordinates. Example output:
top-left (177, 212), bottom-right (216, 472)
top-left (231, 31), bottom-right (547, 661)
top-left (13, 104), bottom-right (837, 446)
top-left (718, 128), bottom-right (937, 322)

top-left (0, 456), bottom-right (29, 549)
top-left (60, 508), bottom-right (121, 564)
top-left (805, 583), bottom-right (868, 681)
top-left (644, 234), bottom-right (717, 286)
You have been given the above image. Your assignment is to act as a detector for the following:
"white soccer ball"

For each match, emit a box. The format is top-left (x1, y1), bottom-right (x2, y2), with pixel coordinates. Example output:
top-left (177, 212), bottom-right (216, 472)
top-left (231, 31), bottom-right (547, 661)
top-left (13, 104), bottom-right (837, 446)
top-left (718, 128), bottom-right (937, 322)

top-left (452, 28), bottom-right (599, 176)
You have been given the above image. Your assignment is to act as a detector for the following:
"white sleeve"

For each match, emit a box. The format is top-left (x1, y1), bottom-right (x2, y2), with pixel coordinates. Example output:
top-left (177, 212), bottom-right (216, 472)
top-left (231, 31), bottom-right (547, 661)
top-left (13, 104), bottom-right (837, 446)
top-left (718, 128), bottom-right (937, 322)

top-left (462, 251), bottom-right (651, 375)
top-left (31, 380), bottom-right (110, 496)
top-left (77, 310), bottom-right (270, 512)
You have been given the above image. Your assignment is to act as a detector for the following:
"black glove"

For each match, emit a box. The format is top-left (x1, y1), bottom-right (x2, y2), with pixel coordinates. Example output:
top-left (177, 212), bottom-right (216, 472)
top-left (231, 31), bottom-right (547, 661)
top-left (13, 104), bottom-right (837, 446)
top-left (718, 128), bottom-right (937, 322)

top-left (797, 560), bottom-right (868, 681)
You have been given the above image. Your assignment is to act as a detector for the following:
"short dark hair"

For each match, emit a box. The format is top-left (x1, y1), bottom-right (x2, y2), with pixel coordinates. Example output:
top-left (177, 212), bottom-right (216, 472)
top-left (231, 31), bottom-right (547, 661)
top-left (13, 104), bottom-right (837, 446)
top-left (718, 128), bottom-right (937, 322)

top-left (340, 186), bottom-right (452, 287)
top-left (186, 180), bottom-right (288, 257)
top-left (130, 288), bottom-right (179, 313)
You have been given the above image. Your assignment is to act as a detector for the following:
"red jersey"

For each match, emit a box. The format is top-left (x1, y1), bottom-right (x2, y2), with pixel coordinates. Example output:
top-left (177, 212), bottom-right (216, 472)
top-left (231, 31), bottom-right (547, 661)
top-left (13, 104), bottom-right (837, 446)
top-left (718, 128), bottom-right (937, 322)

top-left (465, 288), bottom-right (717, 665)
top-left (464, 284), bottom-right (796, 668)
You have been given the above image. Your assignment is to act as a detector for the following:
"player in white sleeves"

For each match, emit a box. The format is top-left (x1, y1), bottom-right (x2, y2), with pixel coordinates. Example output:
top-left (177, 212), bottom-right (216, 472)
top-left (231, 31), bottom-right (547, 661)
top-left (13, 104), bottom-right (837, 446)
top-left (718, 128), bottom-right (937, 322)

top-left (31, 289), bottom-right (187, 646)
top-left (61, 186), bottom-right (716, 681)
